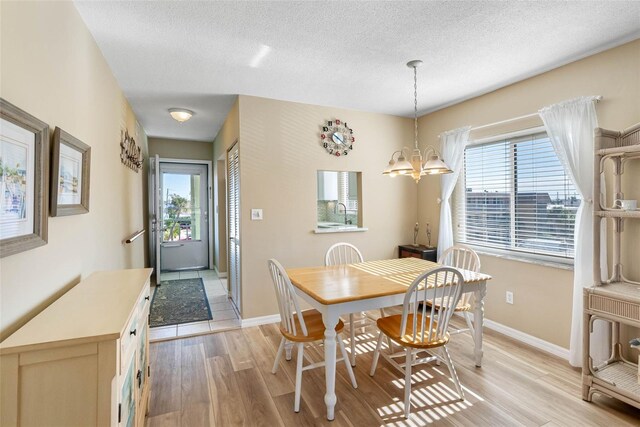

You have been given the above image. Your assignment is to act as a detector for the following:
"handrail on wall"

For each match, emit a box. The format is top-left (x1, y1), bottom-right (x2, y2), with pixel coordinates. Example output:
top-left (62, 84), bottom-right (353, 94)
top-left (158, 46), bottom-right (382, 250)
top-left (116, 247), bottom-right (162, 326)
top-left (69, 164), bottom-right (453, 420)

top-left (124, 229), bottom-right (146, 244)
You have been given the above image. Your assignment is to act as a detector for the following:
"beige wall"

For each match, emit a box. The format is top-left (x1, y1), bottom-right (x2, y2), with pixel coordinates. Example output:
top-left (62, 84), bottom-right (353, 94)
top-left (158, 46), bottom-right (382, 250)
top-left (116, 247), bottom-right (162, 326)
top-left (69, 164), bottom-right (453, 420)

top-left (0, 2), bottom-right (147, 340)
top-left (148, 137), bottom-right (213, 162)
top-left (417, 39), bottom-right (640, 348)
top-left (235, 95), bottom-right (416, 318)
top-left (212, 98), bottom-right (239, 274)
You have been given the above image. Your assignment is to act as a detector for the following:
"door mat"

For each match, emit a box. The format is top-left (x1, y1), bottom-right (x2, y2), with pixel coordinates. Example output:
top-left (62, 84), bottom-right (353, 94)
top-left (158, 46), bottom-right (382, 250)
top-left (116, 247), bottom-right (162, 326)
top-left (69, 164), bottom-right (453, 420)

top-left (150, 278), bottom-right (213, 327)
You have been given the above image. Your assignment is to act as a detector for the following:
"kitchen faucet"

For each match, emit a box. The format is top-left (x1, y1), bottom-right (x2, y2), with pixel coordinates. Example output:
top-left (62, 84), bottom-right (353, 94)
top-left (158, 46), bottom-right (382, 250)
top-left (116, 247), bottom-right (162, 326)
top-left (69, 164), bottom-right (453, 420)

top-left (335, 202), bottom-right (348, 224)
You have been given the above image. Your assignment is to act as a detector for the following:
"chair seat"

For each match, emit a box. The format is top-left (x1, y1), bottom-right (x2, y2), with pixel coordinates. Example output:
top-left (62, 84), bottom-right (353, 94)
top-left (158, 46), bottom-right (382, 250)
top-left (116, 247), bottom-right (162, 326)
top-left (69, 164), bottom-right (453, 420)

top-left (279, 309), bottom-right (345, 343)
top-left (377, 314), bottom-right (450, 349)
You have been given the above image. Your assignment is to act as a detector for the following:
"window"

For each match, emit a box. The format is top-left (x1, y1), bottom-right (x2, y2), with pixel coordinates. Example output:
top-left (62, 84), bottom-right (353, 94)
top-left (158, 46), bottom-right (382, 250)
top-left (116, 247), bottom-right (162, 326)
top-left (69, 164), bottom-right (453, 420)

top-left (454, 129), bottom-right (579, 261)
top-left (316, 170), bottom-right (360, 229)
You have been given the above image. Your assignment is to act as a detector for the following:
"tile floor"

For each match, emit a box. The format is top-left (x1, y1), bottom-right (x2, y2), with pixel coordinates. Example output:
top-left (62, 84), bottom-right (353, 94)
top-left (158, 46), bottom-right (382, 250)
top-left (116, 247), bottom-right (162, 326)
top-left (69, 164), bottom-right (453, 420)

top-left (149, 269), bottom-right (241, 341)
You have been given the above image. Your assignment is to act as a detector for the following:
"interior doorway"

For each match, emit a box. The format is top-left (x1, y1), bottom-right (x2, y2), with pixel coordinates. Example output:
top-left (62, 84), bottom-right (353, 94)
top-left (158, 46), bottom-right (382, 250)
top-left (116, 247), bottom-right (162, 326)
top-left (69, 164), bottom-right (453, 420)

top-left (147, 156), bottom-right (241, 339)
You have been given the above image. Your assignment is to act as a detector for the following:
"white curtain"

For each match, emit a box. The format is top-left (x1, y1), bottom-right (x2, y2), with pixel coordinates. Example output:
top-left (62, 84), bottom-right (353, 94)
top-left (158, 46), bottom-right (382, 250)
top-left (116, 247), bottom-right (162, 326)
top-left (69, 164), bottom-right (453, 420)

top-left (437, 126), bottom-right (471, 259)
top-left (538, 96), bottom-right (608, 367)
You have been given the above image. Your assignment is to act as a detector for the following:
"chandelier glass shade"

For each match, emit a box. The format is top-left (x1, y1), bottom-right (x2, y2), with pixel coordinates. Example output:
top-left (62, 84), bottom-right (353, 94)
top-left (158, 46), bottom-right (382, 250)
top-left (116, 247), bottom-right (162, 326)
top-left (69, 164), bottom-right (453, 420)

top-left (384, 60), bottom-right (452, 183)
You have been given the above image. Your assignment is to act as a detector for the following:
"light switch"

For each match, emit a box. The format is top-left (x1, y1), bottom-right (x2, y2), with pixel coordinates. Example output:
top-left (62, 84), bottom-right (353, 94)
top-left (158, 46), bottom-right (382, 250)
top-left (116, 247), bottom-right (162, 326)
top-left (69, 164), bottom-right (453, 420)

top-left (251, 209), bottom-right (263, 220)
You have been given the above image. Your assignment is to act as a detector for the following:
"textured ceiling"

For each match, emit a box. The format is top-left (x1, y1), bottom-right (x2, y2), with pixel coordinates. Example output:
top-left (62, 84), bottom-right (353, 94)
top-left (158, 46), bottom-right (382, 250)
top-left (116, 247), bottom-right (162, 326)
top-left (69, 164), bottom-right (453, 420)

top-left (74, 1), bottom-right (640, 142)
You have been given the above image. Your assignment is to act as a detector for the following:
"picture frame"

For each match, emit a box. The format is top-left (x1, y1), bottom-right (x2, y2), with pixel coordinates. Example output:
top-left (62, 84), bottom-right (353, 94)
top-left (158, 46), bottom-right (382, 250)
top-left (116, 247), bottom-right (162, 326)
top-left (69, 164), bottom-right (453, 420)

top-left (0, 98), bottom-right (49, 258)
top-left (50, 127), bottom-right (90, 216)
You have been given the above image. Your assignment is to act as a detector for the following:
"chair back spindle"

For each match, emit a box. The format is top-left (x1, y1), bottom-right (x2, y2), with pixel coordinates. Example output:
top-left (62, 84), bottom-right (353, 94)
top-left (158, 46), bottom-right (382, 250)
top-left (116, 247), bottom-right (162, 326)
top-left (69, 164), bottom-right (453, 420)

top-left (438, 245), bottom-right (480, 306)
top-left (325, 242), bottom-right (363, 266)
top-left (268, 259), bottom-right (307, 337)
top-left (400, 267), bottom-right (464, 344)
top-left (438, 244), bottom-right (481, 272)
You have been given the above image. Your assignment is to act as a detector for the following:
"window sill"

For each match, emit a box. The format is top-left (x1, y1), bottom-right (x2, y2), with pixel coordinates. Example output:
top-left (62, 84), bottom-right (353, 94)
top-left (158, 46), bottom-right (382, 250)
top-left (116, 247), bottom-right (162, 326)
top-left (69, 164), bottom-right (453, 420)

top-left (313, 227), bottom-right (368, 234)
top-left (466, 245), bottom-right (574, 271)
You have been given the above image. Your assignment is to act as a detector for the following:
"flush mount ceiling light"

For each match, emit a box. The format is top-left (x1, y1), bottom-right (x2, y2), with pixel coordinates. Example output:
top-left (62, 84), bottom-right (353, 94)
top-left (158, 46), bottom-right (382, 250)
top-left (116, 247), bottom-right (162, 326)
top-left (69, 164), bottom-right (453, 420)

top-left (168, 108), bottom-right (194, 123)
top-left (383, 60), bottom-right (452, 183)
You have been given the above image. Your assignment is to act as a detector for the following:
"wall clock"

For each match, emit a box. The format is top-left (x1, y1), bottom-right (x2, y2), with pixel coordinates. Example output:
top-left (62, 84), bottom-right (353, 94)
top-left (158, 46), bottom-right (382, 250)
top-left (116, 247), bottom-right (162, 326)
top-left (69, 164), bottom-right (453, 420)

top-left (320, 118), bottom-right (355, 157)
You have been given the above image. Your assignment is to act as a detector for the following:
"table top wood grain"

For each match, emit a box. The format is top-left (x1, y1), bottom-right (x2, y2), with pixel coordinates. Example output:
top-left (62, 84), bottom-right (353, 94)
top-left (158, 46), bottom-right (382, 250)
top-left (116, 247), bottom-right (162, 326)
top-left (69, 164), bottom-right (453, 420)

top-left (286, 258), bottom-right (491, 305)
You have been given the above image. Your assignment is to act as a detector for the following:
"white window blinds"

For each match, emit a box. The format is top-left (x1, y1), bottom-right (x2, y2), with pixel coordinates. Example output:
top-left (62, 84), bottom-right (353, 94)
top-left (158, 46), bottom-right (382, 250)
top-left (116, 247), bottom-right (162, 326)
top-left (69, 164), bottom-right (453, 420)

top-left (454, 131), bottom-right (579, 259)
top-left (338, 172), bottom-right (358, 211)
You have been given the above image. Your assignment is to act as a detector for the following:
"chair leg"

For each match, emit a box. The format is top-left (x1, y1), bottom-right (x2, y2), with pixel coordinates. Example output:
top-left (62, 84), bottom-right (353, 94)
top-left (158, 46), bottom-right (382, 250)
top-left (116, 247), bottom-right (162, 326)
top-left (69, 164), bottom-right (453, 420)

top-left (463, 311), bottom-right (475, 344)
top-left (349, 313), bottom-right (356, 366)
top-left (404, 348), bottom-right (413, 419)
top-left (272, 337), bottom-right (286, 374)
top-left (369, 331), bottom-right (384, 376)
top-left (285, 340), bottom-right (293, 361)
top-left (441, 345), bottom-right (465, 401)
top-left (379, 309), bottom-right (393, 350)
top-left (338, 333), bottom-right (358, 389)
top-left (294, 343), bottom-right (304, 412)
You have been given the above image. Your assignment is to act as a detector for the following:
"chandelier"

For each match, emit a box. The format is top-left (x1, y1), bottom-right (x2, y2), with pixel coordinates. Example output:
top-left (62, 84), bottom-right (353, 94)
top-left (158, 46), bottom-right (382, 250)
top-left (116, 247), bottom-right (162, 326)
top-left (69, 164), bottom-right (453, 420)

top-left (383, 60), bottom-right (452, 183)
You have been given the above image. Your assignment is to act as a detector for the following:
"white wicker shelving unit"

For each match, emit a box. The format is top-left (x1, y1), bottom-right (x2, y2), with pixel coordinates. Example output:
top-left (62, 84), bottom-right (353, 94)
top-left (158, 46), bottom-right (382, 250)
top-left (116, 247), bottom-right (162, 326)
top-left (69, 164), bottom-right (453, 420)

top-left (583, 123), bottom-right (640, 409)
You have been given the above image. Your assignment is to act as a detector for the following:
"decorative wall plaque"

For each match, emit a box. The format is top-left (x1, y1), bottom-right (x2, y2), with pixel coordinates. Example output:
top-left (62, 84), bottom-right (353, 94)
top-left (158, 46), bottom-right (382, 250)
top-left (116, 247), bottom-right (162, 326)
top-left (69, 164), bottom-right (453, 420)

top-left (120, 129), bottom-right (143, 172)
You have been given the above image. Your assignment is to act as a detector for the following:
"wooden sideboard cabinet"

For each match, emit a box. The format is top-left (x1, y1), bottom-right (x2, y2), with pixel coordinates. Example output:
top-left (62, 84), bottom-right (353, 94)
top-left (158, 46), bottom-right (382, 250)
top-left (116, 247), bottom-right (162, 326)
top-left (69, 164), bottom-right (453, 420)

top-left (0, 268), bottom-right (153, 427)
top-left (398, 244), bottom-right (437, 262)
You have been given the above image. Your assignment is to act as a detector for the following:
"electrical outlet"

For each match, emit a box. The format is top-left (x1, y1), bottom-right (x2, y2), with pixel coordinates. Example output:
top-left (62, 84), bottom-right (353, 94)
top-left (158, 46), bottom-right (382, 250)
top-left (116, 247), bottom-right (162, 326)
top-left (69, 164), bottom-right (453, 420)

top-left (506, 291), bottom-right (514, 305)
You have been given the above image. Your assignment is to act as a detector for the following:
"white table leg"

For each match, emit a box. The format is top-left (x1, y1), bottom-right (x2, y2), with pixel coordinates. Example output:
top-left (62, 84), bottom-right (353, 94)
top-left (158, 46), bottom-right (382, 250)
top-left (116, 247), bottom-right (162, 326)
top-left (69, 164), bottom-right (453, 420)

top-left (322, 309), bottom-right (339, 421)
top-left (473, 282), bottom-right (487, 367)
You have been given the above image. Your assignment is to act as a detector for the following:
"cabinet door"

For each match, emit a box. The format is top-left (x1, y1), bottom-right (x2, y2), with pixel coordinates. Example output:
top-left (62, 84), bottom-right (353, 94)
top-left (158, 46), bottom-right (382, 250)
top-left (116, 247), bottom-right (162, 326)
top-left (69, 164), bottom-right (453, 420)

top-left (120, 353), bottom-right (136, 427)
top-left (136, 321), bottom-right (148, 400)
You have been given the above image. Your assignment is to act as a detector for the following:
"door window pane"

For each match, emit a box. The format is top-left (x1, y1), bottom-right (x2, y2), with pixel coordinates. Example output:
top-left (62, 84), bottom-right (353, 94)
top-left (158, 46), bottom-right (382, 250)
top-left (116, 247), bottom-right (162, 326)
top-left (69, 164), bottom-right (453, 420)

top-left (162, 172), bottom-right (201, 242)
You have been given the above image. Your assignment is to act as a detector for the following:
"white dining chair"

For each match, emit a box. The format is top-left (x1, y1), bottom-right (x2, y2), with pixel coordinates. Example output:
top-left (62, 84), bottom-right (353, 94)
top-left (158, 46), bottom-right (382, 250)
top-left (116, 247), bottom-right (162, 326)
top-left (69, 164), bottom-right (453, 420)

top-left (324, 242), bottom-right (388, 366)
top-left (432, 244), bottom-right (481, 342)
top-left (370, 267), bottom-right (466, 418)
top-left (268, 259), bottom-right (357, 412)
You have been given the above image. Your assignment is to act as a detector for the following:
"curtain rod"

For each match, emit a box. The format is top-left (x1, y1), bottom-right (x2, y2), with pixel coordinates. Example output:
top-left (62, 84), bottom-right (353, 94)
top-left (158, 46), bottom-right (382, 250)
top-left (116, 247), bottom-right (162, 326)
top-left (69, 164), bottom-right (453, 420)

top-left (438, 96), bottom-right (603, 137)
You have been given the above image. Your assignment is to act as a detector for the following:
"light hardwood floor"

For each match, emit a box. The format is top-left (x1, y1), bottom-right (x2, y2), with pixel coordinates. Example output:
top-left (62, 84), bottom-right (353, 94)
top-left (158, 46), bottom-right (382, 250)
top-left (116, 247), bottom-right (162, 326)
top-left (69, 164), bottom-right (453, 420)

top-left (146, 316), bottom-right (640, 426)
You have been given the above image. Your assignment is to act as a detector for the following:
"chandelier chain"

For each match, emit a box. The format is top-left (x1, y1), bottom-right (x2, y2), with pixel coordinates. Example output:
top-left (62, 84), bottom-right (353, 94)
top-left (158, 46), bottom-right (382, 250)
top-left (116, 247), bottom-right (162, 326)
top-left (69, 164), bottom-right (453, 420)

top-left (413, 65), bottom-right (418, 149)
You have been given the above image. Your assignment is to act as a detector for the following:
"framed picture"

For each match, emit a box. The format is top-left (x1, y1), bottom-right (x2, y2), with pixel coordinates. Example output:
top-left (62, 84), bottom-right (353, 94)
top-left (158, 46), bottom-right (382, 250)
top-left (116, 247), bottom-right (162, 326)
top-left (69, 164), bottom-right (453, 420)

top-left (50, 128), bottom-right (90, 216)
top-left (0, 98), bottom-right (49, 258)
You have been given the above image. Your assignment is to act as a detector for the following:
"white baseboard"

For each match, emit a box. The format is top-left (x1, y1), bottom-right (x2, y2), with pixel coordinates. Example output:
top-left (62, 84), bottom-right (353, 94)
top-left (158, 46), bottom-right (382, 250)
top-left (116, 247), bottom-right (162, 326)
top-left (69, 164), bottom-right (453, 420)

top-left (213, 266), bottom-right (227, 278)
top-left (239, 311), bottom-right (569, 360)
top-left (460, 312), bottom-right (570, 360)
top-left (241, 314), bottom-right (281, 328)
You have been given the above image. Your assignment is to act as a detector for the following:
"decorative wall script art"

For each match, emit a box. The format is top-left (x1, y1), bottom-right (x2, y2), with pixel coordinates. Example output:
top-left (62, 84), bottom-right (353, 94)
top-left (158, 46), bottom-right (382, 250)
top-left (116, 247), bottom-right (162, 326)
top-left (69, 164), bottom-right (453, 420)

top-left (120, 129), bottom-right (143, 172)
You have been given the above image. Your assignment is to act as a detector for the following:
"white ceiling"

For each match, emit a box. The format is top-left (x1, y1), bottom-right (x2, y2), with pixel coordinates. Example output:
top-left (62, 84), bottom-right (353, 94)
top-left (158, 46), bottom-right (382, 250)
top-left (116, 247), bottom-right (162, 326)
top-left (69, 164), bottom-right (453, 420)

top-left (74, 1), bottom-right (640, 142)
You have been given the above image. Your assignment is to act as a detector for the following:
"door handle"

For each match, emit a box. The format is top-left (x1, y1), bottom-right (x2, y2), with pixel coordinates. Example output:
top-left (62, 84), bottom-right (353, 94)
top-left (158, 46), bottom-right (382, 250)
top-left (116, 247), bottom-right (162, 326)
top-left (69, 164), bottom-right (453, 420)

top-left (162, 243), bottom-right (184, 248)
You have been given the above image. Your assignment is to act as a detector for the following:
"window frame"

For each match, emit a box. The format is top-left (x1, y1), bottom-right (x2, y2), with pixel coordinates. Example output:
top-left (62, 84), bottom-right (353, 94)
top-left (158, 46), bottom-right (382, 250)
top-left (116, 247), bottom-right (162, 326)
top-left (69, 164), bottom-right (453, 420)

top-left (454, 126), bottom-right (575, 268)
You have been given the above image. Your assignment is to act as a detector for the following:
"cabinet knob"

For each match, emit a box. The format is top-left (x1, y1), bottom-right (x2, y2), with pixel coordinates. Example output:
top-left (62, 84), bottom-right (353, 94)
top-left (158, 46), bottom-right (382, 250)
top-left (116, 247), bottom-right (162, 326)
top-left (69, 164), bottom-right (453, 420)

top-left (144, 296), bottom-right (150, 301)
top-left (130, 329), bottom-right (137, 336)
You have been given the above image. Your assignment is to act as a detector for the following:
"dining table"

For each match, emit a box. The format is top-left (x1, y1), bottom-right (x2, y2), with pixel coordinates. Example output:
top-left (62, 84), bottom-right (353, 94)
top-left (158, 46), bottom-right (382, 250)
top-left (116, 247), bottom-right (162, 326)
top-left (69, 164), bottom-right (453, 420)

top-left (286, 257), bottom-right (492, 421)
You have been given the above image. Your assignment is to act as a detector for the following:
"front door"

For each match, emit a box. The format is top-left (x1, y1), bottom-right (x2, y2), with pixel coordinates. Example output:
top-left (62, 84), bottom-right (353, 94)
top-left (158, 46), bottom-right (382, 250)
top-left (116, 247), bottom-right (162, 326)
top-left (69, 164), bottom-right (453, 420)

top-left (159, 162), bottom-right (209, 271)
